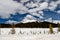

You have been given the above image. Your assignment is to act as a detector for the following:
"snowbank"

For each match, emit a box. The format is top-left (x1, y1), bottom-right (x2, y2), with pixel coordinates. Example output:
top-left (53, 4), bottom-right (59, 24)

top-left (0, 28), bottom-right (60, 40)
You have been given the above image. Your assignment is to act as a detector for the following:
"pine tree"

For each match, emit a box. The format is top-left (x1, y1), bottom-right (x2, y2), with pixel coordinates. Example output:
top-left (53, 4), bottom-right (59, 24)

top-left (10, 23), bottom-right (15, 34)
top-left (49, 24), bottom-right (53, 34)
top-left (58, 23), bottom-right (60, 32)
top-left (44, 30), bottom-right (45, 34)
top-left (40, 31), bottom-right (41, 34)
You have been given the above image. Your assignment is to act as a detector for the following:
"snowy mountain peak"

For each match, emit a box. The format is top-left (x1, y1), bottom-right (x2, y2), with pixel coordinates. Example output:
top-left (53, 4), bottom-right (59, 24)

top-left (21, 15), bottom-right (37, 23)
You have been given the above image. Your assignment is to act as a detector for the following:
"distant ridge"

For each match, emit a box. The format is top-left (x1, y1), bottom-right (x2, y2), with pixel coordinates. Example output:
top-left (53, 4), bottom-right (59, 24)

top-left (0, 21), bottom-right (58, 28)
top-left (0, 23), bottom-right (11, 28)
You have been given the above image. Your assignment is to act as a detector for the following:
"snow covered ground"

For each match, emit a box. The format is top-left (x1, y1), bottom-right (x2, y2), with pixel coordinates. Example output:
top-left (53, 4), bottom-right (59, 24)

top-left (0, 28), bottom-right (60, 40)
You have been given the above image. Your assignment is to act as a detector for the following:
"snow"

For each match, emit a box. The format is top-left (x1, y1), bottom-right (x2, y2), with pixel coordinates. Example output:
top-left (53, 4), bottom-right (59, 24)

top-left (0, 28), bottom-right (60, 40)
top-left (53, 20), bottom-right (60, 24)
top-left (21, 20), bottom-right (37, 23)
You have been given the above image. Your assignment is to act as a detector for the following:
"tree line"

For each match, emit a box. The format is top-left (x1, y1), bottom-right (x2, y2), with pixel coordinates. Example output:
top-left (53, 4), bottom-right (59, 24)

top-left (0, 21), bottom-right (58, 28)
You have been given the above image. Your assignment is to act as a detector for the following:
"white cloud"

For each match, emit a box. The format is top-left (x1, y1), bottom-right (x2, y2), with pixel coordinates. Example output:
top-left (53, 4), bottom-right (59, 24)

top-left (0, 0), bottom-right (29, 18)
top-left (53, 20), bottom-right (60, 24)
top-left (27, 2), bottom-right (48, 19)
top-left (39, 2), bottom-right (48, 10)
top-left (27, 2), bottom-right (48, 13)
top-left (0, 0), bottom-right (60, 21)
top-left (57, 10), bottom-right (60, 14)
top-left (0, 0), bottom-right (21, 18)
top-left (45, 18), bottom-right (53, 22)
top-left (33, 0), bottom-right (41, 3)
top-left (29, 11), bottom-right (44, 19)
top-left (48, 0), bottom-right (60, 11)
top-left (23, 15), bottom-right (36, 20)
top-left (56, 0), bottom-right (60, 4)
top-left (45, 0), bottom-right (49, 2)
top-left (48, 1), bottom-right (57, 11)
top-left (25, 1), bottom-right (38, 8)
top-left (0, 0), bottom-right (48, 19)
top-left (38, 11), bottom-right (44, 17)
top-left (16, 3), bottom-right (28, 14)
top-left (6, 20), bottom-right (19, 24)
top-left (31, 12), bottom-right (42, 17)
top-left (20, 0), bottom-right (29, 3)
top-left (21, 15), bottom-right (37, 23)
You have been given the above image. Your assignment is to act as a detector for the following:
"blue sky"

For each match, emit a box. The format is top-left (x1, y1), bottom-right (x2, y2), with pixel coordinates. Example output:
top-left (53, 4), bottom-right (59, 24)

top-left (0, 0), bottom-right (60, 23)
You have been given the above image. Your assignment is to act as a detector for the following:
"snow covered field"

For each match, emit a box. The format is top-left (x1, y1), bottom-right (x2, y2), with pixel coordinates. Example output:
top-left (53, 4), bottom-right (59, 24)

top-left (0, 28), bottom-right (60, 40)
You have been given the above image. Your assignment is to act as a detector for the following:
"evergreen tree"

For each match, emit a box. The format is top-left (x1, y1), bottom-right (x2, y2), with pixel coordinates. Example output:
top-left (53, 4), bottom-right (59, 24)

top-left (40, 31), bottom-right (41, 34)
top-left (9, 23), bottom-right (15, 34)
top-left (10, 28), bottom-right (15, 34)
top-left (49, 24), bottom-right (53, 34)
top-left (58, 23), bottom-right (60, 32)
top-left (44, 30), bottom-right (45, 34)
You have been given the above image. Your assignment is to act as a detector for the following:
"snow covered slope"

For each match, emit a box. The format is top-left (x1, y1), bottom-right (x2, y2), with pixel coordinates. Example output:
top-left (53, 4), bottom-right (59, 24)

top-left (21, 15), bottom-right (37, 23)
top-left (0, 28), bottom-right (60, 40)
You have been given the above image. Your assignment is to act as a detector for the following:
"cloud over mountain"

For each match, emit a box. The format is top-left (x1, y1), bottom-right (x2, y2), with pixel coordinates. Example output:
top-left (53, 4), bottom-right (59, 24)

top-left (0, 0), bottom-right (60, 23)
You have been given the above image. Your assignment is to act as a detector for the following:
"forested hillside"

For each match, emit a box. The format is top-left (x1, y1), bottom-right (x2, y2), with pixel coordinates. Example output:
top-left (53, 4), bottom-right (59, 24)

top-left (0, 21), bottom-right (58, 28)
